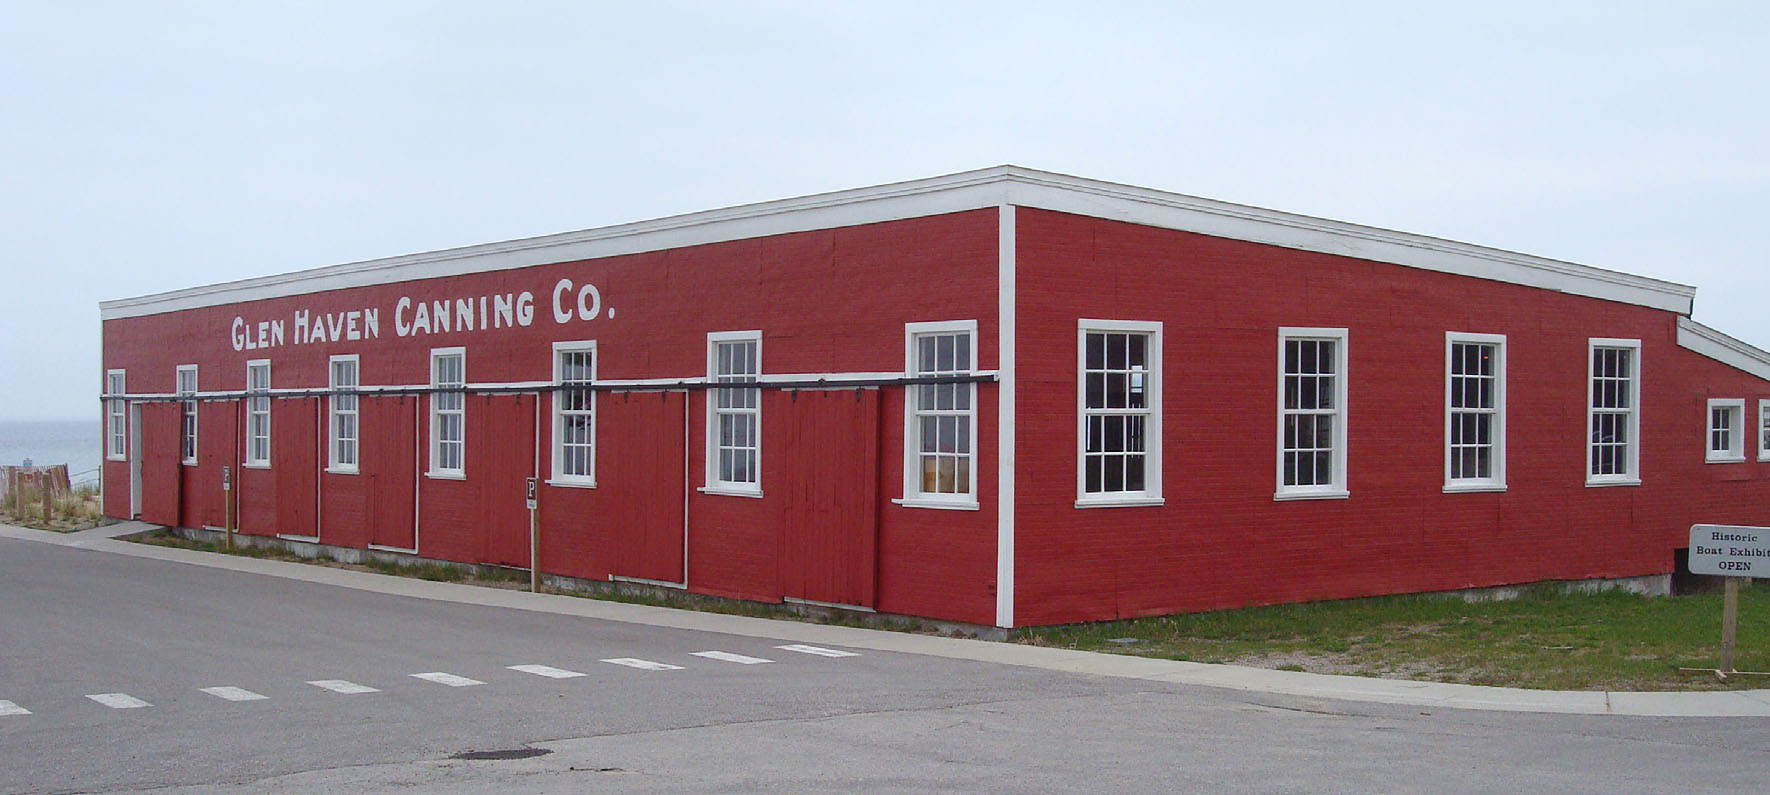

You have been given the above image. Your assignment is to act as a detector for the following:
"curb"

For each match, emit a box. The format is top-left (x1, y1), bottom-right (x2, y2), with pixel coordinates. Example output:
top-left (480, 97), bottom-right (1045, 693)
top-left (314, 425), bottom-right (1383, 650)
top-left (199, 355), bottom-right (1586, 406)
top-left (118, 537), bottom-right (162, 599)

top-left (6, 520), bottom-right (1768, 717)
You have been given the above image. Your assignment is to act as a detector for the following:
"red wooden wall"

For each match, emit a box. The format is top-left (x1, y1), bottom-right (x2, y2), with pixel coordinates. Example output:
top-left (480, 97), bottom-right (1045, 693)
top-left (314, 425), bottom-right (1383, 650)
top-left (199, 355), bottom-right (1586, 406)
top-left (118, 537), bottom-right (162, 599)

top-left (1010, 207), bottom-right (1770, 625)
top-left (101, 209), bottom-right (1001, 625)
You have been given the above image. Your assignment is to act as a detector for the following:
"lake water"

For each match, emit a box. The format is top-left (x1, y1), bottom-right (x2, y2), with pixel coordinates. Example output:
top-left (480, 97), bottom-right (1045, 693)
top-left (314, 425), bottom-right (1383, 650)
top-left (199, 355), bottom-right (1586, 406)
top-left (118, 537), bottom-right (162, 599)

top-left (0, 420), bottom-right (103, 485)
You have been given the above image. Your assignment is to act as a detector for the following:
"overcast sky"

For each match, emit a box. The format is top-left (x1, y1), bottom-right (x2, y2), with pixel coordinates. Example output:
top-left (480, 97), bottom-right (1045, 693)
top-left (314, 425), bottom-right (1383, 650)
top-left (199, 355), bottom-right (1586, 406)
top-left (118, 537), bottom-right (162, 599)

top-left (3, 1), bottom-right (1766, 421)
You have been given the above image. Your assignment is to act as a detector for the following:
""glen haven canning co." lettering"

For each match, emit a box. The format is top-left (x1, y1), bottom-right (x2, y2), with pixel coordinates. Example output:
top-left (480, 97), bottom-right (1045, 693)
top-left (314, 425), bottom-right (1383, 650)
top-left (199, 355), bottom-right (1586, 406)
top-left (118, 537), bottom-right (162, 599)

top-left (230, 279), bottom-right (608, 351)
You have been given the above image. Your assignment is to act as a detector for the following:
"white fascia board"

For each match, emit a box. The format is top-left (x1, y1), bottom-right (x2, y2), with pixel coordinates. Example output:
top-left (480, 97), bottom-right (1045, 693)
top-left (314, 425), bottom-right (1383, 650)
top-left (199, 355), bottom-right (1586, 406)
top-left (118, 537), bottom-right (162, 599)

top-left (1677, 317), bottom-right (1770, 381)
top-left (998, 170), bottom-right (1695, 315)
top-left (99, 170), bottom-right (1017, 321)
top-left (101, 165), bottom-right (1694, 320)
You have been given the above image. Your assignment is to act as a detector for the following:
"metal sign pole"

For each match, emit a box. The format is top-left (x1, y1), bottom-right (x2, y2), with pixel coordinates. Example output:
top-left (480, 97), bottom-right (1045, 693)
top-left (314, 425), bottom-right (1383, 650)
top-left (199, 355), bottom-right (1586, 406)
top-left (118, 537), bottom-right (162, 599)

top-left (526, 476), bottom-right (539, 593)
top-left (222, 465), bottom-right (233, 552)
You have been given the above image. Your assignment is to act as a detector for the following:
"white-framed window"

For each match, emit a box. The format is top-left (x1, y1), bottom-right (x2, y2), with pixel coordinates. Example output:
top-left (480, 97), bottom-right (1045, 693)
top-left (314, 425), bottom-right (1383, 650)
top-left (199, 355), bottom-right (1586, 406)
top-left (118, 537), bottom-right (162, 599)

top-left (105, 370), bottom-right (126, 460)
top-left (1706, 398), bottom-right (1745, 463)
top-left (245, 360), bottom-right (271, 467)
top-left (706, 331), bottom-right (761, 495)
top-left (1759, 399), bottom-right (1770, 462)
top-left (328, 355), bottom-right (360, 473)
top-left (1276, 327), bottom-right (1349, 500)
top-left (550, 341), bottom-right (596, 486)
top-left (429, 348), bottom-right (465, 477)
top-left (900, 320), bottom-right (978, 508)
top-left (1077, 320), bottom-right (1163, 507)
top-left (1587, 338), bottom-right (1641, 486)
top-left (1444, 333), bottom-right (1505, 491)
top-left (176, 365), bottom-right (198, 465)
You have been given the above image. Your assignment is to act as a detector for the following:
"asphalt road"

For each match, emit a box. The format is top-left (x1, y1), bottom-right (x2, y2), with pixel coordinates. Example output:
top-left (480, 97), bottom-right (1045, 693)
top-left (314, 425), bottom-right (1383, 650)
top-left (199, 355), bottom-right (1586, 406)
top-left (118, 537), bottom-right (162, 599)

top-left (3, 534), bottom-right (1769, 794)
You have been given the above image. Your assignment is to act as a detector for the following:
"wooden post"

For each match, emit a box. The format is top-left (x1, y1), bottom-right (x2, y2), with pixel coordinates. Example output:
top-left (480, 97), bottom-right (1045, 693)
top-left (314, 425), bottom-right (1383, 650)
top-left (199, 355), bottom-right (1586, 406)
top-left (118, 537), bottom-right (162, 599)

top-left (1721, 576), bottom-right (1741, 675)
top-left (40, 473), bottom-right (53, 523)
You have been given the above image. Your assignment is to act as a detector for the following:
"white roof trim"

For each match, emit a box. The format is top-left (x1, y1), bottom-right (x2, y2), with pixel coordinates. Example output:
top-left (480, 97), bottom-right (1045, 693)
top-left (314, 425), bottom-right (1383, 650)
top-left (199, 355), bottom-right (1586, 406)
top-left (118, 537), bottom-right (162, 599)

top-left (100, 166), bottom-right (1696, 320)
top-left (1677, 317), bottom-right (1770, 381)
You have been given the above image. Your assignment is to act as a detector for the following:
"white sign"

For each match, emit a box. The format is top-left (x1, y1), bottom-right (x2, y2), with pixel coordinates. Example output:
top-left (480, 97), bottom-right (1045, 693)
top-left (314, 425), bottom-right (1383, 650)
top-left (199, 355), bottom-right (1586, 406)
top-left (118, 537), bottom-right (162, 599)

top-left (1689, 524), bottom-right (1770, 577)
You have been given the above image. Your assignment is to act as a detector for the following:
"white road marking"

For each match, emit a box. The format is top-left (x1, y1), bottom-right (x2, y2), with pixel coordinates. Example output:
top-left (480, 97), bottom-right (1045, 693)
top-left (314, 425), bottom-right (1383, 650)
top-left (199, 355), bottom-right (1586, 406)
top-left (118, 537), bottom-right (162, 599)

top-left (411, 672), bottom-right (485, 687)
top-left (199, 686), bottom-right (268, 702)
top-left (0, 700), bottom-right (29, 716)
top-left (775, 644), bottom-right (861, 658)
top-left (600, 658), bottom-right (685, 671)
top-left (508, 664), bottom-right (586, 679)
top-left (308, 679), bottom-right (380, 694)
top-left (86, 693), bottom-right (151, 709)
top-left (691, 651), bottom-right (774, 665)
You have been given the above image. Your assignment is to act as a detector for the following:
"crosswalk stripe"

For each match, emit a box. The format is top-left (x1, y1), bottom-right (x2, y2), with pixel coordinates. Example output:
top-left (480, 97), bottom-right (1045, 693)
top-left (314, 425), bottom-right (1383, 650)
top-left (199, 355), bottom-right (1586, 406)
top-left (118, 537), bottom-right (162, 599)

top-left (307, 679), bottom-right (379, 694)
top-left (600, 657), bottom-right (684, 671)
top-left (86, 693), bottom-right (151, 709)
top-left (0, 700), bottom-right (29, 716)
top-left (411, 672), bottom-right (484, 687)
top-left (691, 651), bottom-right (773, 665)
top-left (199, 686), bottom-right (268, 702)
top-left (775, 644), bottom-right (861, 658)
top-left (508, 664), bottom-right (586, 679)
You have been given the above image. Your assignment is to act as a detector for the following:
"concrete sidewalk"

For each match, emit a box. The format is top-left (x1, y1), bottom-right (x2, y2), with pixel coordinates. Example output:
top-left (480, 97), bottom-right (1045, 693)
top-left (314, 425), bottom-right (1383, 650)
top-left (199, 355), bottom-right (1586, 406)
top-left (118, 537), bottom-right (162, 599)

top-left (7, 519), bottom-right (1769, 718)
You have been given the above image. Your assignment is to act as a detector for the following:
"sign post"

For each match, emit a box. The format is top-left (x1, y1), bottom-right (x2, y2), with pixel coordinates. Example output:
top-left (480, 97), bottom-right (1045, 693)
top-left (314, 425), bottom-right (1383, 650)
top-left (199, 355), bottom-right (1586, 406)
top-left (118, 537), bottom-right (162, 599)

top-left (1685, 524), bottom-right (1770, 680)
top-left (221, 466), bottom-right (233, 552)
top-left (525, 477), bottom-right (539, 593)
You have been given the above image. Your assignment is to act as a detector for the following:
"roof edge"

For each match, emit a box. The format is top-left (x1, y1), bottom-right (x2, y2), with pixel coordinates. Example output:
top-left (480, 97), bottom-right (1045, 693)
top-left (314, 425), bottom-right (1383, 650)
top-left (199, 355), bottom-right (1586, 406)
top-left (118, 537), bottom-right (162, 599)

top-left (101, 165), bottom-right (1698, 320)
top-left (1677, 317), bottom-right (1770, 382)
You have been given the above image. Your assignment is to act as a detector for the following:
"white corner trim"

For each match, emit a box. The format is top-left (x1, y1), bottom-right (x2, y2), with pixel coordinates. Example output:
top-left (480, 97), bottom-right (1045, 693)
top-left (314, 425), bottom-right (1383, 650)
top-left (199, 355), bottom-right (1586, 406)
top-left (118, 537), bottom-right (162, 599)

top-left (100, 166), bottom-right (1694, 321)
top-left (1677, 317), bottom-right (1770, 381)
top-left (997, 204), bottom-right (1016, 630)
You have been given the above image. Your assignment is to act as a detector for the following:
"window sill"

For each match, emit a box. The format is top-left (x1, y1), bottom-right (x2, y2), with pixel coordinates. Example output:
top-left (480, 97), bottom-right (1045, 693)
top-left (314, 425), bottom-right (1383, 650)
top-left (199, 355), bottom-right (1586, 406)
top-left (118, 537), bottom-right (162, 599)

top-left (1705, 455), bottom-right (1746, 465)
top-left (1074, 496), bottom-right (1165, 509)
top-left (368, 543), bottom-right (417, 554)
top-left (892, 497), bottom-right (980, 511)
top-left (1273, 488), bottom-right (1350, 502)
top-left (106, 455), bottom-right (126, 462)
top-left (699, 485), bottom-right (763, 499)
top-left (1443, 482), bottom-right (1507, 494)
top-left (545, 478), bottom-right (597, 489)
top-left (181, 460), bottom-right (198, 467)
top-left (325, 467), bottom-right (359, 475)
top-left (424, 471), bottom-right (466, 481)
top-left (1585, 477), bottom-right (1641, 488)
top-left (243, 462), bottom-right (271, 470)
top-left (276, 533), bottom-right (319, 543)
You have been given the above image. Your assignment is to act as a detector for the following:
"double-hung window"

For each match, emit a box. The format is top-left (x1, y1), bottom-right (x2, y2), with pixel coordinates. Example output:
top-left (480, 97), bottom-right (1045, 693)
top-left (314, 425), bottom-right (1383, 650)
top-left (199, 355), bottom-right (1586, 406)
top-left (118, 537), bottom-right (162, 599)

top-left (1706, 398), bottom-right (1744, 463)
top-left (245, 360), bottom-right (271, 467)
top-left (1276, 328), bottom-right (1349, 499)
top-left (105, 370), bottom-right (126, 460)
top-left (901, 320), bottom-right (977, 507)
top-left (1759, 399), bottom-right (1770, 462)
top-left (1444, 333), bottom-right (1505, 491)
top-left (707, 332), bottom-right (761, 494)
top-left (1077, 320), bottom-right (1162, 506)
top-left (177, 365), bottom-right (198, 465)
top-left (1587, 339), bottom-right (1641, 485)
top-left (429, 348), bottom-right (465, 477)
top-left (551, 341), bottom-right (596, 486)
top-left (328, 355), bottom-right (360, 472)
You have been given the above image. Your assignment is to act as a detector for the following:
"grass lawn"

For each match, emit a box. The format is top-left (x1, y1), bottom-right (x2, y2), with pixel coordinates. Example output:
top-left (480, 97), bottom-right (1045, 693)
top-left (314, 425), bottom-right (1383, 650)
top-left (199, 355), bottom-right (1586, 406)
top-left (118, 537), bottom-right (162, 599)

top-left (1014, 585), bottom-right (1770, 691)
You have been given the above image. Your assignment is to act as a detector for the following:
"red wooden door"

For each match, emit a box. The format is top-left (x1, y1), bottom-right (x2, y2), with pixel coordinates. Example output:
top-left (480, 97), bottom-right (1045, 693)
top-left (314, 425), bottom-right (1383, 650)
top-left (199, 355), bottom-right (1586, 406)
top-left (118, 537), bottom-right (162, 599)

top-left (779, 389), bottom-right (879, 608)
top-left (138, 402), bottom-right (182, 526)
top-left (368, 395), bottom-right (418, 550)
top-left (609, 391), bottom-right (688, 583)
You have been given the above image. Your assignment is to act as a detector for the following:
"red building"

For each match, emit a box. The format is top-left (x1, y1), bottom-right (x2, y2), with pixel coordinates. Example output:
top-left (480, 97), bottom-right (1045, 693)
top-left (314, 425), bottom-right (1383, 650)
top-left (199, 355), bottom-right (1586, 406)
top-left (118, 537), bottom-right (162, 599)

top-left (99, 167), bottom-right (1770, 629)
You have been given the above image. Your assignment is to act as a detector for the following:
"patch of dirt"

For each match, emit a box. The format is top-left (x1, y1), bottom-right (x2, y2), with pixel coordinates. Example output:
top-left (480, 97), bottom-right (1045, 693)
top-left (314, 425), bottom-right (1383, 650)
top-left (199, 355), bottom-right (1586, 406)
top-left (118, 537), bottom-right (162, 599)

top-left (1230, 649), bottom-right (1448, 681)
